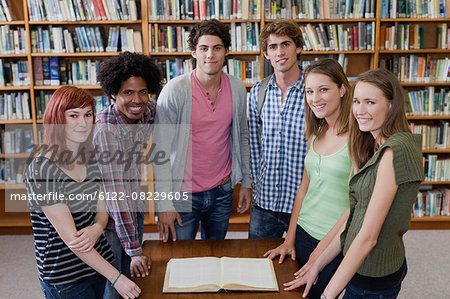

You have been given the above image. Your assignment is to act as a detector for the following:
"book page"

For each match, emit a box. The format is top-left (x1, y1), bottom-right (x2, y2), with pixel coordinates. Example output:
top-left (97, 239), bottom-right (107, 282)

top-left (167, 257), bottom-right (221, 289)
top-left (220, 257), bottom-right (278, 290)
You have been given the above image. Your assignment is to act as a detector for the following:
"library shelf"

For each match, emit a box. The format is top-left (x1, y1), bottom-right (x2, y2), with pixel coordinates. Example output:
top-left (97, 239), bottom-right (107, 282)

top-left (28, 20), bottom-right (143, 25)
top-left (34, 85), bottom-right (101, 90)
top-left (303, 50), bottom-right (376, 54)
top-left (410, 216), bottom-right (450, 229)
top-left (379, 49), bottom-right (450, 54)
top-left (0, 183), bottom-right (26, 190)
top-left (421, 181), bottom-right (450, 185)
top-left (380, 18), bottom-right (450, 22)
top-left (148, 19), bottom-right (262, 24)
top-left (0, 120), bottom-right (33, 124)
top-left (401, 82), bottom-right (450, 87)
top-left (149, 51), bottom-right (261, 56)
top-left (422, 149), bottom-right (450, 154)
top-left (30, 52), bottom-right (124, 57)
top-left (0, 153), bottom-right (32, 159)
top-left (266, 18), bottom-right (377, 23)
top-left (0, 54), bottom-right (28, 58)
top-left (0, 21), bottom-right (25, 26)
top-left (407, 115), bottom-right (450, 120)
top-left (0, 86), bottom-right (30, 91)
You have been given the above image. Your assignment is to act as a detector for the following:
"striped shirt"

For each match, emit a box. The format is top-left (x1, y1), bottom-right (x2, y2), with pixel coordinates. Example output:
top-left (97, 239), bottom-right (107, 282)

top-left (25, 156), bottom-right (114, 285)
top-left (248, 67), bottom-right (308, 213)
top-left (94, 100), bottom-right (156, 256)
top-left (298, 136), bottom-right (351, 240)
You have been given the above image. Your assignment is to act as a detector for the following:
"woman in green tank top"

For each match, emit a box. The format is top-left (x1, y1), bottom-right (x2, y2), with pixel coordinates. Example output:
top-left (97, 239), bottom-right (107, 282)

top-left (264, 59), bottom-right (352, 299)
top-left (286, 69), bottom-right (423, 299)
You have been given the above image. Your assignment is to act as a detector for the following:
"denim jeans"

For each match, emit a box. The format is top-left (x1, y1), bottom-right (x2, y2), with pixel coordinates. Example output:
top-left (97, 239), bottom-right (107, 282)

top-left (172, 180), bottom-right (234, 240)
top-left (103, 213), bottom-right (144, 299)
top-left (248, 204), bottom-right (291, 238)
top-left (295, 225), bottom-right (344, 299)
top-left (40, 276), bottom-right (105, 299)
top-left (343, 281), bottom-right (403, 299)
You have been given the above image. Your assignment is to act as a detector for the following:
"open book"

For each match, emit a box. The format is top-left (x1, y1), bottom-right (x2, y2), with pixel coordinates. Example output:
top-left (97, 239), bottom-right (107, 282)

top-left (163, 257), bottom-right (279, 293)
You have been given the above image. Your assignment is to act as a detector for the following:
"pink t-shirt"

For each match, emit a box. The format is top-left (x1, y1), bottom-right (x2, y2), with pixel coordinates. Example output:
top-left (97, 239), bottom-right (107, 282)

top-left (182, 71), bottom-right (233, 193)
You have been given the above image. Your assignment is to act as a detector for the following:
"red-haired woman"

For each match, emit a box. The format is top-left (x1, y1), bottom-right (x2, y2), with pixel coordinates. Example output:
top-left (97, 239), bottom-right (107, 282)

top-left (25, 86), bottom-right (141, 299)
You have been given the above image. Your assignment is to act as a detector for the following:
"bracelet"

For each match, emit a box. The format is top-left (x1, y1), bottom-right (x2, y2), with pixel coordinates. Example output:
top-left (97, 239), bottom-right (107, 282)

top-left (111, 271), bottom-right (121, 288)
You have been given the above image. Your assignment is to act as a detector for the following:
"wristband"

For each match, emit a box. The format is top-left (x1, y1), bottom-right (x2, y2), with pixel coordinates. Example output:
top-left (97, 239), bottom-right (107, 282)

top-left (112, 271), bottom-right (121, 288)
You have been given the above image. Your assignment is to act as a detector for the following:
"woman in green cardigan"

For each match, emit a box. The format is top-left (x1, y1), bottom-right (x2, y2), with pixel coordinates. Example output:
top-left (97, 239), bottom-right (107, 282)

top-left (284, 68), bottom-right (424, 299)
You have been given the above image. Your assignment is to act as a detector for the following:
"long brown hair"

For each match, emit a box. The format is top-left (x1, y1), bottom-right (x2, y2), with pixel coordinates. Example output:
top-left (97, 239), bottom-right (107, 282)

top-left (42, 86), bottom-right (95, 168)
top-left (303, 58), bottom-right (351, 139)
top-left (348, 68), bottom-right (410, 170)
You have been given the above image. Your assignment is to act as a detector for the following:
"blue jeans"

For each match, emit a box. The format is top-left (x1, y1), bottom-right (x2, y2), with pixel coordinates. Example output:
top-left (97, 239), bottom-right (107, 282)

top-left (103, 213), bottom-right (144, 299)
top-left (295, 225), bottom-right (343, 299)
top-left (248, 204), bottom-right (290, 238)
top-left (40, 276), bottom-right (105, 299)
top-left (343, 281), bottom-right (403, 299)
top-left (173, 180), bottom-right (234, 240)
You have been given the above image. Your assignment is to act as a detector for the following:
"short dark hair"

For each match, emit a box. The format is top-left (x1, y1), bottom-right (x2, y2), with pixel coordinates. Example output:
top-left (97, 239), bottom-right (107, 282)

top-left (260, 20), bottom-right (303, 60)
top-left (188, 19), bottom-right (231, 51)
top-left (97, 52), bottom-right (162, 99)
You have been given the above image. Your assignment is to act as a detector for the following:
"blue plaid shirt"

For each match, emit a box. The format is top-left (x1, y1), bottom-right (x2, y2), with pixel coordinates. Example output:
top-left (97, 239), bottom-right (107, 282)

top-left (248, 67), bottom-right (307, 213)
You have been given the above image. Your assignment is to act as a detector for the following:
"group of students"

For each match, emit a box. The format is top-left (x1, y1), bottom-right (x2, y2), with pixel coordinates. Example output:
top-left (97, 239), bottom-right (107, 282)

top-left (25, 18), bottom-right (423, 299)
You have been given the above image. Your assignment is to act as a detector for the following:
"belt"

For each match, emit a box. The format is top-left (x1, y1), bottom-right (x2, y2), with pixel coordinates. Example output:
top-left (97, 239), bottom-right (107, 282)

top-left (219, 175), bottom-right (231, 185)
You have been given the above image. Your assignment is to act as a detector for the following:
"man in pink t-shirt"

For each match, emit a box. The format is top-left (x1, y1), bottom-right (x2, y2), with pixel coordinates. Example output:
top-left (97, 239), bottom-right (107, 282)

top-left (153, 19), bottom-right (252, 241)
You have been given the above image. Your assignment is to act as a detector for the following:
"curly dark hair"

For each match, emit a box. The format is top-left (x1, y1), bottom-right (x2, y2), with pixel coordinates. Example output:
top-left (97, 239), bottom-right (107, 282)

top-left (97, 52), bottom-right (162, 98)
top-left (188, 19), bottom-right (231, 51)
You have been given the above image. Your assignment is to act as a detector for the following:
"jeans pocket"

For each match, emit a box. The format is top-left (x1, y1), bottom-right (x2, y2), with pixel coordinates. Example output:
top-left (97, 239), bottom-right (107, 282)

top-left (54, 283), bottom-right (73, 297)
top-left (219, 180), bottom-right (233, 193)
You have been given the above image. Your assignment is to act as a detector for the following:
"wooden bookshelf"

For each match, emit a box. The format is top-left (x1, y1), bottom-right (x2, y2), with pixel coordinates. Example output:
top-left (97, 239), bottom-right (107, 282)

top-left (0, 0), bottom-right (449, 234)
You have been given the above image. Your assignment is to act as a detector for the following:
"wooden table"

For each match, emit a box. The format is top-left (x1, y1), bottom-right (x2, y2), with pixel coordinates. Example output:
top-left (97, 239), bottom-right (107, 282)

top-left (135, 238), bottom-right (305, 298)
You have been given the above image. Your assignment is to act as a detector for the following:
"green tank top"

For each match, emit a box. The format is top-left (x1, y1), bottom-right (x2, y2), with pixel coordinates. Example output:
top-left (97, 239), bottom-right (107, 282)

top-left (297, 135), bottom-right (351, 240)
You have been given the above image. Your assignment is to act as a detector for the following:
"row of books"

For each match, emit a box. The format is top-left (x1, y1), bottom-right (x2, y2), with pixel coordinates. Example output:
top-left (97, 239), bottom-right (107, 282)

top-left (380, 0), bottom-right (450, 18)
top-left (31, 26), bottom-right (107, 53)
top-left (225, 57), bottom-right (260, 84)
top-left (2, 128), bottom-right (33, 154)
top-left (380, 23), bottom-right (449, 50)
top-left (0, 26), bottom-right (27, 55)
top-left (33, 57), bottom-right (101, 86)
top-left (0, 159), bottom-right (24, 183)
top-left (30, 26), bottom-right (143, 53)
top-left (406, 87), bottom-right (449, 115)
top-left (411, 122), bottom-right (450, 150)
top-left (106, 26), bottom-right (143, 52)
top-left (154, 58), bottom-right (193, 84)
top-left (27, 0), bottom-right (139, 21)
top-left (148, 22), bottom-right (259, 53)
top-left (424, 154), bottom-right (450, 182)
top-left (0, 0), bottom-right (11, 22)
top-left (379, 55), bottom-right (450, 83)
top-left (300, 22), bottom-right (374, 52)
top-left (265, 0), bottom-right (376, 19)
top-left (148, 0), bottom-right (261, 20)
top-left (413, 189), bottom-right (450, 217)
top-left (0, 60), bottom-right (30, 87)
top-left (35, 91), bottom-right (111, 119)
top-left (0, 92), bottom-right (31, 120)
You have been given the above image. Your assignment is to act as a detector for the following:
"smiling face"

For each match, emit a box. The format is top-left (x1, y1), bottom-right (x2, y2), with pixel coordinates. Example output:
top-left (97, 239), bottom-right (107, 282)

top-left (263, 34), bottom-right (301, 74)
top-left (191, 34), bottom-right (228, 78)
top-left (64, 106), bottom-right (94, 146)
top-left (352, 81), bottom-right (391, 139)
top-left (113, 76), bottom-right (149, 124)
top-left (305, 72), bottom-right (344, 123)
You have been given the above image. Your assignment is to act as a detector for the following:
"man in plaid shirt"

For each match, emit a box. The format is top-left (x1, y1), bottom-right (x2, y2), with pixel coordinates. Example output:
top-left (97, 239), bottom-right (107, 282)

top-left (248, 21), bottom-right (308, 238)
top-left (94, 52), bottom-right (162, 299)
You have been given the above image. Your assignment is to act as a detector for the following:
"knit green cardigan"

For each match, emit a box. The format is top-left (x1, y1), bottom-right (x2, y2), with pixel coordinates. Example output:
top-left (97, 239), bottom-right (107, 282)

top-left (341, 132), bottom-right (424, 277)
